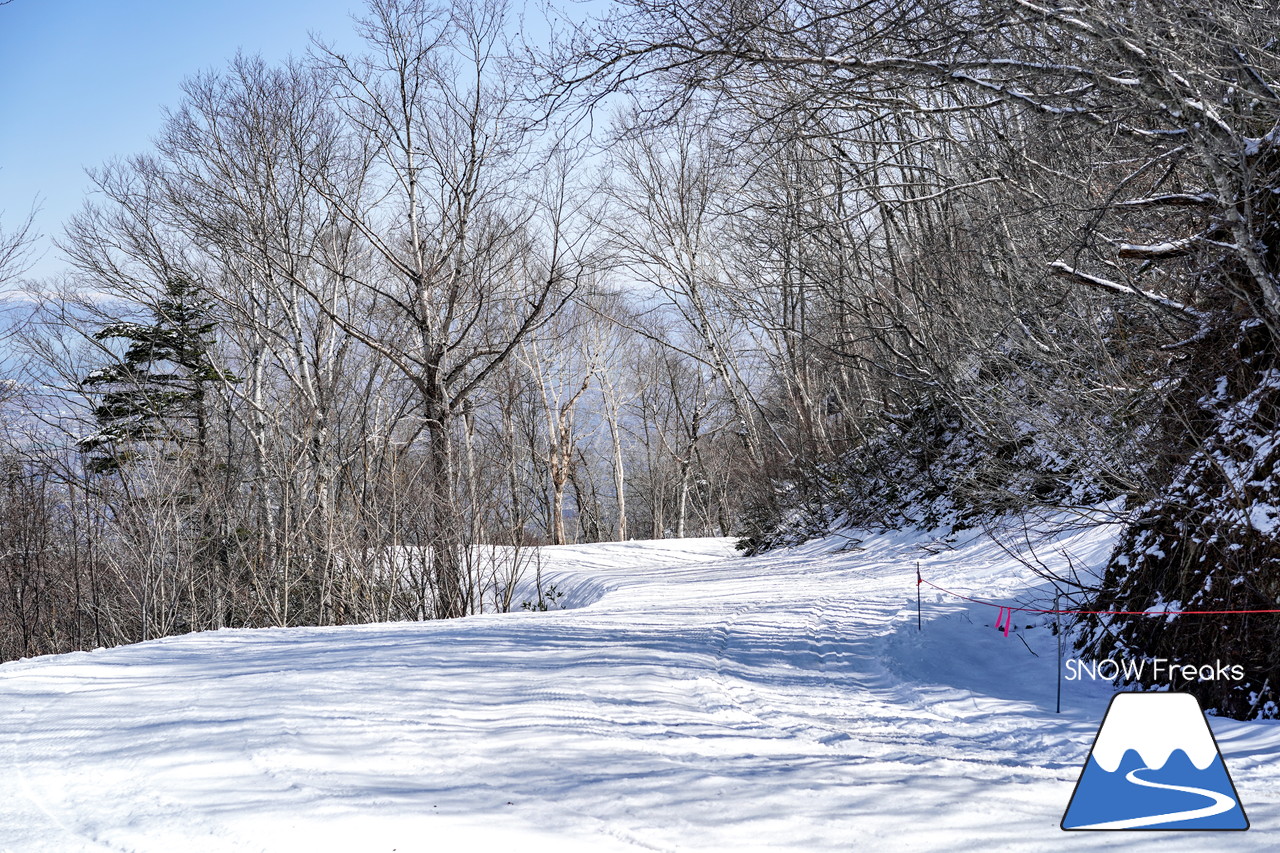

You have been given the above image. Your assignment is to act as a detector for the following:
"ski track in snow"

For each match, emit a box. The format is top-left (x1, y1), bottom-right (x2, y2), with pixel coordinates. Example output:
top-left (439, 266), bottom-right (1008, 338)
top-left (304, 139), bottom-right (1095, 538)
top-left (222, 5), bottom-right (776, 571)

top-left (1, 527), bottom-right (1279, 851)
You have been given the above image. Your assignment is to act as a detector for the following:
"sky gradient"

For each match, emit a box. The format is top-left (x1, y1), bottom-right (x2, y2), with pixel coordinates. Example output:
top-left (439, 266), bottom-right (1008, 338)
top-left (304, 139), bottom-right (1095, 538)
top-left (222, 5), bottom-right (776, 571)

top-left (0, 0), bottom-right (368, 281)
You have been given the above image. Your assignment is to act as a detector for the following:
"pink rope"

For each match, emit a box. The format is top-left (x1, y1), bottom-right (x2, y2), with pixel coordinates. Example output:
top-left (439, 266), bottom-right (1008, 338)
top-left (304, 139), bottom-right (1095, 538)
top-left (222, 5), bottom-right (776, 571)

top-left (917, 572), bottom-right (1280, 617)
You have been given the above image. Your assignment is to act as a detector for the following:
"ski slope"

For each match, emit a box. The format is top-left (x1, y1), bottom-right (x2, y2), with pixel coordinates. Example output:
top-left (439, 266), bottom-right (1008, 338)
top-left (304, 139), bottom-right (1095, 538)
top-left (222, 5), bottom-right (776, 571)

top-left (2, 522), bottom-right (1279, 851)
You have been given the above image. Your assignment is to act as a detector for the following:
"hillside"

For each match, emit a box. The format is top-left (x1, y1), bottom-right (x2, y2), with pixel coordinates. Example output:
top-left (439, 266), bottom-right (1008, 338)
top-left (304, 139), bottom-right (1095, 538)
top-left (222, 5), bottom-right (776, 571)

top-left (1, 527), bottom-right (1278, 851)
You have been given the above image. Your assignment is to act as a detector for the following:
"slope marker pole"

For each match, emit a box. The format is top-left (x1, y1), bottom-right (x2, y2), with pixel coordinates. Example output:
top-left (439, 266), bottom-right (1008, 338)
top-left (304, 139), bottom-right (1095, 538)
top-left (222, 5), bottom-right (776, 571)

top-left (1056, 593), bottom-right (1063, 714)
top-left (916, 562), bottom-right (922, 631)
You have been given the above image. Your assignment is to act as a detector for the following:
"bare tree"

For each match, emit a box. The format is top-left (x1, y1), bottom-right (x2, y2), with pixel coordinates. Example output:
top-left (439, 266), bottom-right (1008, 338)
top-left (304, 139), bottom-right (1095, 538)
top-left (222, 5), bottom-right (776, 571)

top-left (587, 295), bottom-right (642, 541)
top-left (602, 103), bottom-right (769, 464)
top-left (0, 207), bottom-right (35, 288)
top-left (519, 311), bottom-right (595, 546)
top-left (295, 0), bottom-right (586, 616)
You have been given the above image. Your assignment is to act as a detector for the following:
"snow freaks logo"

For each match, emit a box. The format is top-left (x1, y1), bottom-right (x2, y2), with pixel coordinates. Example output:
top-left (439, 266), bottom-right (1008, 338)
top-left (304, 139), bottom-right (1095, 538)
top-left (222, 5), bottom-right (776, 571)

top-left (1061, 693), bottom-right (1249, 831)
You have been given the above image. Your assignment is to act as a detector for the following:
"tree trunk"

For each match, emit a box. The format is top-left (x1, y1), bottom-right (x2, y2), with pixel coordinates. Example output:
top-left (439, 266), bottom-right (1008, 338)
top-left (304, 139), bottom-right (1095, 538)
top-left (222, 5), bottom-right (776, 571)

top-left (425, 394), bottom-right (465, 619)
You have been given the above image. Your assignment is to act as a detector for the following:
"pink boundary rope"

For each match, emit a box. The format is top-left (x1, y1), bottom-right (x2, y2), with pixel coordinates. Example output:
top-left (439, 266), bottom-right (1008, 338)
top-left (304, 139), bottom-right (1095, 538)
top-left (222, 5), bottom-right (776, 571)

top-left (916, 573), bottom-right (1280, 617)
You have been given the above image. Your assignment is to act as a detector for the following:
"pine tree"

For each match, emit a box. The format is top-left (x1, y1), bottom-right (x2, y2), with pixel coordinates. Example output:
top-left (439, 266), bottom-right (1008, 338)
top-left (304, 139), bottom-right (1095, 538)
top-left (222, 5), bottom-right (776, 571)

top-left (79, 275), bottom-right (234, 479)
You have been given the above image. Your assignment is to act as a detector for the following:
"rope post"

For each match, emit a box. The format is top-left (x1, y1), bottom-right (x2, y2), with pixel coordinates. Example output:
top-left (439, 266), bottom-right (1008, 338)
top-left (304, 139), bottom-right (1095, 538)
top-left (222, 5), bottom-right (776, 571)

top-left (1055, 593), bottom-right (1062, 714)
top-left (916, 562), bottom-right (922, 631)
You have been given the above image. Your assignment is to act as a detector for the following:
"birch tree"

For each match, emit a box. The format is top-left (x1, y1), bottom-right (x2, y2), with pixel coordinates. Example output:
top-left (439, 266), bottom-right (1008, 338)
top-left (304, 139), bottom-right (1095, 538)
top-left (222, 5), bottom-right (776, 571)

top-left (303, 0), bottom-right (582, 616)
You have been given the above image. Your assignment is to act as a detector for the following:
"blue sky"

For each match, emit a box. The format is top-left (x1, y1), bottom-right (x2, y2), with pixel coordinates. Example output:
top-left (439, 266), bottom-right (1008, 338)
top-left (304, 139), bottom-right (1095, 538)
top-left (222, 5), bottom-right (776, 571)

top-left (0, 0), bottom-right (369, 280)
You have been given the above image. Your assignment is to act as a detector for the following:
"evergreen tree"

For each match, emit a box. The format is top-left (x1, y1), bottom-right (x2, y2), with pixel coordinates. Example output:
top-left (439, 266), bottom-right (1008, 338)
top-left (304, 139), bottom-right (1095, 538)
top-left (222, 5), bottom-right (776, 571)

top-left (79, 275), bottom-right (234, 479)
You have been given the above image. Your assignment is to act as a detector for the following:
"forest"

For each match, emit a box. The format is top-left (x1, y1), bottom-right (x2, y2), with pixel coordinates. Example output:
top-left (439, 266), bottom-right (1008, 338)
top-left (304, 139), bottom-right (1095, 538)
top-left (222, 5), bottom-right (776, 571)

top-left (1, 0), bottom-right (1278, 719)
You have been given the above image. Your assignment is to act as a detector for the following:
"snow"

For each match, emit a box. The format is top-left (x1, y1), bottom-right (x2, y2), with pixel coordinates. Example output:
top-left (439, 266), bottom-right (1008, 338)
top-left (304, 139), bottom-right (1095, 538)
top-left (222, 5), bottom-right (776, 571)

top-left (1243, 125), bottom-right (1280, 158)
top-left (1246, 503), bottom-right (1280, 535)
top-left (2, 525), bottom-right (1280, 851)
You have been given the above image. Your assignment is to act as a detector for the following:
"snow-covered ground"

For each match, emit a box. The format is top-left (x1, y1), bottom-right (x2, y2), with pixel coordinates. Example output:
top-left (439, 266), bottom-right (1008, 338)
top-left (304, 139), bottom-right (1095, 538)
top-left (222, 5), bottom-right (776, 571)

top-left (2, 522), bottom-right (1279, 851)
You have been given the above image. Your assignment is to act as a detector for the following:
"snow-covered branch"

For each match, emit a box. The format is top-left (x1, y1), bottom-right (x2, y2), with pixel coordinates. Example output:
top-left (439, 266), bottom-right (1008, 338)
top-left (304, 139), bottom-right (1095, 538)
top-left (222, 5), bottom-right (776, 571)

top-left (1048, 260), bottom-right (1207, 321)
top-left (1116, 192), bottom-right (1218, 209)
top-left (1115, 236), bottom-right (1198, 260)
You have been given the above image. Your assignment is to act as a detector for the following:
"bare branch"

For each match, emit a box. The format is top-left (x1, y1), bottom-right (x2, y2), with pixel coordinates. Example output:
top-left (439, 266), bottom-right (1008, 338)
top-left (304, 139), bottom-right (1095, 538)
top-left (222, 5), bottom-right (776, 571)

top-left (0, 207), bottom-right (37, 286)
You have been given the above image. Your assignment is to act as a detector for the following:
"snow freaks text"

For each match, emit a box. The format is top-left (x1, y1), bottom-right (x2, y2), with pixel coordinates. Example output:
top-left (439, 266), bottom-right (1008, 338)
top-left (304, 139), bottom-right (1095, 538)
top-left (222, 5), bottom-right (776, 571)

top-left (1065, 659), bottom-right (1245, 685)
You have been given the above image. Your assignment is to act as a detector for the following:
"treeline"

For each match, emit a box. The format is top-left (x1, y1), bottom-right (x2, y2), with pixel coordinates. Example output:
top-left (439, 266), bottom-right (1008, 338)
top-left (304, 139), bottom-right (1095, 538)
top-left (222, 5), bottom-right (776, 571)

top-left (2, 0), bottom-right (1280, 718)
top-left (0, 1), bottom-right (760, 657)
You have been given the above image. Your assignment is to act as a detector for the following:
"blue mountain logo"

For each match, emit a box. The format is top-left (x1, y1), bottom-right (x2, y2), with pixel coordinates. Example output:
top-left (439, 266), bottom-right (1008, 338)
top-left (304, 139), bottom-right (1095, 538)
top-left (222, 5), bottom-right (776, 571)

top-left (1061, 692), bottom-right (1248, 830)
